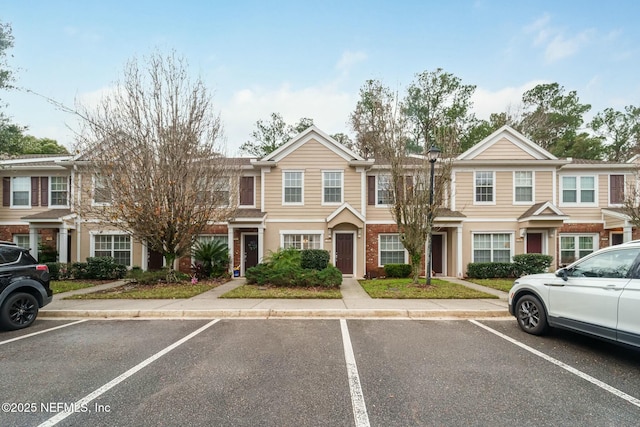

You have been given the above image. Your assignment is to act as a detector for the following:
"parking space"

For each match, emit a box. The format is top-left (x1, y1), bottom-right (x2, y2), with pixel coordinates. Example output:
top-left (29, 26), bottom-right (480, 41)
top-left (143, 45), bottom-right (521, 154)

top-left (1, 319), bottom-right (639, 426)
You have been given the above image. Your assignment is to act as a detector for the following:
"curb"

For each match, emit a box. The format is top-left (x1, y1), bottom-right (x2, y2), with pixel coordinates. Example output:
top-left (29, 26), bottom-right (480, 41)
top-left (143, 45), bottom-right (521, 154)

top-left (40, 309), bottom-right (511, 320)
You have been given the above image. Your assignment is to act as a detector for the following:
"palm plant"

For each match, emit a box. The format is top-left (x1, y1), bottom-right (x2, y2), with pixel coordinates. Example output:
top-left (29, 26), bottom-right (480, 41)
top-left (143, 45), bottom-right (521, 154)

top-left (192, 240), bottom-right (229, 278)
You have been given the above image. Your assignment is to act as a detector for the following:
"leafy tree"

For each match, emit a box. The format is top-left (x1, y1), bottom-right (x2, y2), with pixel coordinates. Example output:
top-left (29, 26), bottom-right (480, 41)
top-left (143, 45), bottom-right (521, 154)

top-left (590, 106), bottom-right (640, 161)
top-left (0, 21), bottom-right (14, 97)
top-left (519, 83), bottom-right (602, 158)
top-left (403, 68), bottom-right (476, 154)
top-left (240, 113), bottom-right (314, 157)
top-left (20, 135), bottom-right (69, 154)
top-left (0, 123), bottom-right (25, 154)
top-left (75, 52), bottom-right (240, 280)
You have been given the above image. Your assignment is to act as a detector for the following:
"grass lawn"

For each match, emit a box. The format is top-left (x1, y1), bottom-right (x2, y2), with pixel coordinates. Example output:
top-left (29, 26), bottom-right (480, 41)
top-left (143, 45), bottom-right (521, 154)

top-left (51, 280), bottom-right (99, 294)
top-left (465, 278), bottom-right (515, 293)
top-left (221, 285), bottom-right (341, 299)
top-left (359, 278), bottom-right (498, 299)
top-left (65, 281), bottom-right (222, 299)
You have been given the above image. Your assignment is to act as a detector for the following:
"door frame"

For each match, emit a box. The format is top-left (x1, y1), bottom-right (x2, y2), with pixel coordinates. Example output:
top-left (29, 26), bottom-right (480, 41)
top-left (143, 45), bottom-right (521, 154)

top-left (430, 232), bottom-right (447, 276)
top-left (241, 232), bottom-right (259, 275)
top-left (333, 230), bottom-right (356, 276)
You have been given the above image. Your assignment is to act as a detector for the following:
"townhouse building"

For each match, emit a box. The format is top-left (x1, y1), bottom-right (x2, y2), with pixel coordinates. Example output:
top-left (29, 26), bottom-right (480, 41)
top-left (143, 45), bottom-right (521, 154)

top-left (1, 125), bottom-right (637, 278)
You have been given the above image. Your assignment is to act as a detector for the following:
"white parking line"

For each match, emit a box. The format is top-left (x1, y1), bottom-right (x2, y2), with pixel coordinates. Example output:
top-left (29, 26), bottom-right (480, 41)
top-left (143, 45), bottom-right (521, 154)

top-left (340, 319), bottom-right (370, 427)
top-left (38, 319), bottom-right (221, 427)
top-left (0, 320), bottom-right (88, 346)
top-left (469, 320), bottom-right (640, 409)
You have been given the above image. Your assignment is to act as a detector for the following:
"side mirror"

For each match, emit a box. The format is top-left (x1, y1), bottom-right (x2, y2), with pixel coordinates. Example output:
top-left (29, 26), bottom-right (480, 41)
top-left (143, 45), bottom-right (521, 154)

top-left (555, 268), bottom-right (568, 281)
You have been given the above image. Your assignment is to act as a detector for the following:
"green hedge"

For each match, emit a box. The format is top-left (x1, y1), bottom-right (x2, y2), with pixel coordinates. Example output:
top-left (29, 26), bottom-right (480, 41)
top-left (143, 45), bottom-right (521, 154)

top-left (467, 254), bottom-right (554, 279)
top-left (512, 254), bottom-right (553, 276)
top-left (383, 264), bottom-right (412, 278)
top-left (300, 249), bottom-right (330, 270)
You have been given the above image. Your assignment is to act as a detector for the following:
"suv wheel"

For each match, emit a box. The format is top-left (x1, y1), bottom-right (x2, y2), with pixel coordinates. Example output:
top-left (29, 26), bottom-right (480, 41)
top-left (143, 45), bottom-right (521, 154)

top-left (0, 292), bottom-right (39, 330)
top-left (516, 294), bottom-right (548, 335)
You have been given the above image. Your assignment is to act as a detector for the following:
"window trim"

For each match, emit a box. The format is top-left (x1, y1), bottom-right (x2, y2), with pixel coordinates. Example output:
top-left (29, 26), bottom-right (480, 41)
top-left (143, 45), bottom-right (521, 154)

top-left (376, 174), bottom-right (394, 207)
top-left (321, 170), bottom-right (344, 205)
top-left (49, 176), bottom-right (69, 208)
top-left (90, 232), bottom-right (132, 267)
top-left (282, 170), bottom-right (304, 206)
top-left (11, 176), bottom-right (31, 208)
top-left (471, 232), bottom-right (514, 263)
top-left (559, 233), bottom-right (599, 265)
top-left (378, 233), bottom-right (408, 267)
top-left (560, 174), bottom-right (597, 206)
top-left (513, 171), bottom-right (534, 205)
top-left (279, 230), bottom-right (324, 250)
top-left (474, 171), bottom-right (495, 205)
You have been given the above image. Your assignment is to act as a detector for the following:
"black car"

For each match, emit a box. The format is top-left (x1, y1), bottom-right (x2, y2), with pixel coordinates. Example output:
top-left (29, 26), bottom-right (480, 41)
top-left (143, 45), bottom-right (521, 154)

top-left (0, 243), bottom-right (52, 330)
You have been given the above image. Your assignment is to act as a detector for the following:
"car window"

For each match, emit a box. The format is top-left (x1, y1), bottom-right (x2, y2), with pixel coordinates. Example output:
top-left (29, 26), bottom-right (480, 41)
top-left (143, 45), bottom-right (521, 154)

top-left (0, 246), bottom-right (21, 265)
top-left (569, 248), bottom-right (640, 279)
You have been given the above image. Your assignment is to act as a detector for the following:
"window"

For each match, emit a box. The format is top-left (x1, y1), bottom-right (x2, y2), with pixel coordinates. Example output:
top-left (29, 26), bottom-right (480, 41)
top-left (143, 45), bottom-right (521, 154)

top-left (473, 233), bottom-right (511, 263)
top-left (196, 235), bottom-right (228, 247)
top-left (560, 234), bottom-right (597, 265)
top-left (93, 175), bottom-right (111, 204)
top-left (282, 233), bottom-right (321, 250)
top-left (514, 171), bottom-right (533, 203)
top-left (93, 234), bottom-right (131, 266)
top-left (13, 234), bottom-right (30, 248)
top-left (568, 248), bottom-right (640, 279)
top-left (283, 171), bottom-right (303, 204)
top-left (379, 234), bottom-right (406, 265)
top-left (475, 171), bottom-right (494, 203)
top-left (11, 177), bottom-right (30, 207)
top-left (213, 177), bottom-right (230, 206)
top-left (561, 176), bottom-right (595, 204)
top-left (377, 174), bottom-right (394, 205)
top-left (323, 171), bottom-right (343, 204)
top-left (50, 176), bottom-right (69, 206)
top-left (610, 174), bottom-right (624, 205)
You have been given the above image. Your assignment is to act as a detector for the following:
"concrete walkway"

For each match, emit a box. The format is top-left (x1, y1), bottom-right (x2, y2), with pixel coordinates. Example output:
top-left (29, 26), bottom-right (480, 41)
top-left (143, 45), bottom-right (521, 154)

top-left (40, 277), bottom-right (510, 320)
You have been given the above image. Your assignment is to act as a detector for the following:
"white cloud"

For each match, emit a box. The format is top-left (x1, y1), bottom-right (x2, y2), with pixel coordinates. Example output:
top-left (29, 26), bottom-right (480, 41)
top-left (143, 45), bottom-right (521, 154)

top-left (524, 14), bottom-right (593, 63)
top-left (335, 50), bottom-right (367, 73)
top-left (220, 83), bottom-right (356, 155)
top-left (472, 80), bottom-right (548, 120)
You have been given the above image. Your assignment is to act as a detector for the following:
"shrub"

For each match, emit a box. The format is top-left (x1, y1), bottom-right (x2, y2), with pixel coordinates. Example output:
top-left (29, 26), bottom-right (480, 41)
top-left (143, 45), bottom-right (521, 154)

top-left (192, 240), bottom-right (230, 278)
top-left (38, 243), bottom-right (58, 263)
top-left (85, 257), bottom-right (128, 280)
top-left (46, 262), bottom-right (61, 280)
top-left (300, 249), bottom-right (330, 270)
top-left (126, 269), bottom-right (167, 285)
top-left (513, 254), bottom-right (553, 276)
top-left (68, 262), bottom-right (89, 279)
top-left (466, 262), bottom-right (515, 279)
top-left (384, 264), bottom-right (412, 278)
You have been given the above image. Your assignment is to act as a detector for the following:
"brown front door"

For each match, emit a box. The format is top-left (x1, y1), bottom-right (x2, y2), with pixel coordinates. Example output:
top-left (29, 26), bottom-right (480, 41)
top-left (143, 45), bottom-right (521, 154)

top-left (244, 234), bottom-right (258, 273)
top-left (148, 249), bottom-right (164, 270)
top-left (527, 233), bottom-right (543, 254)
top-left (335, 233), bottom-right (354, 274)
top-left (431, 234), bottom-right (443, 275)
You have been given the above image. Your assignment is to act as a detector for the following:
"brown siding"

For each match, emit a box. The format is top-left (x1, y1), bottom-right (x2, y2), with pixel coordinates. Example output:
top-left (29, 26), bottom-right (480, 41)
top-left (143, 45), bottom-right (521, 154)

top-left (2, 177), bottom-right (9, 207)
top-left (40, 177), bottom-right (48, 206)
top-left (31, 177), bottom-right (39, 206)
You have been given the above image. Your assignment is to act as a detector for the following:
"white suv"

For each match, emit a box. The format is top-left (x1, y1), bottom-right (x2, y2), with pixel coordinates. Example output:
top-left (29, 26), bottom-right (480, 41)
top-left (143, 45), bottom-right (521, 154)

top-left (509, 242), bottom-right (640, 349)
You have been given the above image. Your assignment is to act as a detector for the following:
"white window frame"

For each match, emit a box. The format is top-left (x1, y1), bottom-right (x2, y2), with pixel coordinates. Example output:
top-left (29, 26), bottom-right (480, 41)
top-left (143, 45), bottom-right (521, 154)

top-left (472, 232), bottom-right (513, 263)
top-left (322, 170), bottom-right (343, 205)
top-left (49, 176), bottom-right (69, 207)
top-left (13, 234), bottom-right (32, 248)
top-left (513, 171), bottom-right (534, 205)
top-left (192, 234), bottom-right (229, 263)
top-left (474, 171), bottom-right (495, 205)
top-left (559, 233), bottom-right (599, 265)
top-left (378, 233), bottom-right (408, 266)
top-left (90, 232), bottom-right (132, 267)
top-left (279, 230), bottom-right (323, 250)
top-left (376, 174), bottom-right (394, 206)
top-left (560, 175), bottom-right (597, 206)
top-left (213, 176), bottom-right (231, 207)
top-left (11, 176), bottom-right (31, 208)
top-left (282, 170), bottom-right (304, 206)
top-left (92, 175), bottom-right (112, 206)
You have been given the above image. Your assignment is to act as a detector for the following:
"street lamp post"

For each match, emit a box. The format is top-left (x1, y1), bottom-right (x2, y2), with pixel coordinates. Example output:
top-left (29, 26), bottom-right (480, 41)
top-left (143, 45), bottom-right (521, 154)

top-left (426, 145), bottom-right (441, 286)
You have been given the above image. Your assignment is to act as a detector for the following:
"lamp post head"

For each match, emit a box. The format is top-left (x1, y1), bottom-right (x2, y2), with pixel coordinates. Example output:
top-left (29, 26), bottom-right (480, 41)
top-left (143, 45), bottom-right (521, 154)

top-left (427, 145), bottom-right (441, 163)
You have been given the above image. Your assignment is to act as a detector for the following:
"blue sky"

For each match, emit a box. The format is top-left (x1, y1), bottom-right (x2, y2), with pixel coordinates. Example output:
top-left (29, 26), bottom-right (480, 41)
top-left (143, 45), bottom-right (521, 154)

top-left (2, 0), bottom-right (639, 154)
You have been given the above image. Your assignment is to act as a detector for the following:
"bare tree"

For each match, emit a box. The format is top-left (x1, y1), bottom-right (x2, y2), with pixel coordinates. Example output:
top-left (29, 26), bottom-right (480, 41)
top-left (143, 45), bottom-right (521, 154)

top-left (351, 79), bottom-right (453, 284)
top-left (75, 52), bottom-right (239, 279)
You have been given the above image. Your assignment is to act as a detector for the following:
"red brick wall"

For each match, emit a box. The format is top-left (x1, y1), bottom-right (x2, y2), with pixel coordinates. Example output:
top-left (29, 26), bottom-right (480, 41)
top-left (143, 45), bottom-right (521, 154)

top-left (0, 225), bottom-right (29, 241)
top-left (366, 224), bottom-right (426, 277)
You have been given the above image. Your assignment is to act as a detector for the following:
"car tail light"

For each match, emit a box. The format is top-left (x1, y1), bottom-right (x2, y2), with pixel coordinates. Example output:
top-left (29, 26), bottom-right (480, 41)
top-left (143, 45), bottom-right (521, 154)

top-left (36, 264), bottom-right (49, 272)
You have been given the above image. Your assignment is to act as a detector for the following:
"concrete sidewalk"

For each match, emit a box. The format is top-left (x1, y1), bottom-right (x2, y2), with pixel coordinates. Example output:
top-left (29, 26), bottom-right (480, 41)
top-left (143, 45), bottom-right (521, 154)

top-left (40, 277), bottom-right (510, 320)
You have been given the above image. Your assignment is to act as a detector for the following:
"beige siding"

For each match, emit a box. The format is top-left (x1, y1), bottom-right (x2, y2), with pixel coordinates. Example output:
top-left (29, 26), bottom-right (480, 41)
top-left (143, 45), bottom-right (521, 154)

top-left (474, 138), bottom-right (538, 160)
top-left (0, 172), bottom-right (71, 223)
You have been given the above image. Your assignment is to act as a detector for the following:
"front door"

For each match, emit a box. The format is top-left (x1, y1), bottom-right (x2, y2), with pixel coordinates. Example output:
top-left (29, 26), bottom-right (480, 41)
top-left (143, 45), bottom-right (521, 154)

top-left (148, 249), bottom-right (164, 270)
top-left (526, 233), bottom-right (543, 254)
top-left (243, 234), bottom-right (258, 274)
top-left (431, 234), bottom-right (443, 275)
top-left (335, 233), bottom-right (354, 275)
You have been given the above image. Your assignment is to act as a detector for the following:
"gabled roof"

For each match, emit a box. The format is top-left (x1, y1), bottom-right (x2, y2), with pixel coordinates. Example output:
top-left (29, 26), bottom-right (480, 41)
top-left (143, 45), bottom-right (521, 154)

top-left (518, 201), bottom-right (568, 222)
top-left (326, 203), bottom-right (366, 228)
top-left (259, 126), bottom-right (366, 163)
top-left (457, 125), bottom-right (557, 161)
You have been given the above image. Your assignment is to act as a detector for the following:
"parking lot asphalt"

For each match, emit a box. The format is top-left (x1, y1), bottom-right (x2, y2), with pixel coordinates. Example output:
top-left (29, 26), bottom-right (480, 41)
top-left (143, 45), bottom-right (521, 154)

top-left (40, 277), bottom-right (510, 320)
